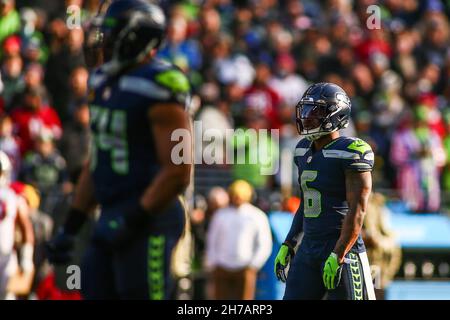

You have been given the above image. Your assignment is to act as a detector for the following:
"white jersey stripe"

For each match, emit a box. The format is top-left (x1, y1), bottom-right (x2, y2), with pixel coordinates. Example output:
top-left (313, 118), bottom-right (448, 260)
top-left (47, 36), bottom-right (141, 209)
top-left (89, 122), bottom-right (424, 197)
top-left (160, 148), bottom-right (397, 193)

top-left (322, 149), bottom-right (360, 159)
top-left (294, 148), bottom-right (309, 157)
top-left (119, 76), bottom-right (171, 100)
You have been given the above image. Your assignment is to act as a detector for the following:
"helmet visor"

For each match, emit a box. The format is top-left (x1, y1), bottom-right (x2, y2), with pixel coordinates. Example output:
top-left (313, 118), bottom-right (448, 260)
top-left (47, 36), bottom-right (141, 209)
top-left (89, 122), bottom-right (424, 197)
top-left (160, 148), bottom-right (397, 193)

top-left (298, 103), bottom-right (327, 131)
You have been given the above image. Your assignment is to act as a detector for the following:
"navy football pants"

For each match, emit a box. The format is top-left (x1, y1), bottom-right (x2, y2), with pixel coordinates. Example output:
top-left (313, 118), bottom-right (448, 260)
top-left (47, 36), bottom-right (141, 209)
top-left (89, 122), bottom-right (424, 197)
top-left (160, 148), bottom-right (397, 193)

top-left (283, 247), bottom-right (376, 300)
top-left (80, 200), bottom-right (185, 300)
top-left (81, 232), bottom-right (181, 300)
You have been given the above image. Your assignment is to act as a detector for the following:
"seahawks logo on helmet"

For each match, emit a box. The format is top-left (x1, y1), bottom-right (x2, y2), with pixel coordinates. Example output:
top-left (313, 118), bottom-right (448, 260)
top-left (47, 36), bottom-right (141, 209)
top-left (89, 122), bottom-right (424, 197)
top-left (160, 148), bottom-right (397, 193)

top-left (295, 82), bottom-right (351, 141)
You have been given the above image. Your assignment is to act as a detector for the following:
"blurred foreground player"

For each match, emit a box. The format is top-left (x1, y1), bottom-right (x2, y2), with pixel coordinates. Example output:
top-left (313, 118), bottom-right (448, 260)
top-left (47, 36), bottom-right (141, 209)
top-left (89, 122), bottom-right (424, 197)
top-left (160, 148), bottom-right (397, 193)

top-left (0, 151), bottom-right (35, 299)
top-left (274, 83), bottom-right (376, 300)
top-left (47, 0), bottom-right (192, 299)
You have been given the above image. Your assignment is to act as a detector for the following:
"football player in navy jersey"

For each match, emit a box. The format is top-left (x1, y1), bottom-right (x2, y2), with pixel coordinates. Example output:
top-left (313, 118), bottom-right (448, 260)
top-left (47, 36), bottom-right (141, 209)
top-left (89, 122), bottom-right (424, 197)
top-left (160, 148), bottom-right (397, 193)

top-left (274, 82), bottom-right (376, 300)
top-left (47, 0), bottom-right (192, 299)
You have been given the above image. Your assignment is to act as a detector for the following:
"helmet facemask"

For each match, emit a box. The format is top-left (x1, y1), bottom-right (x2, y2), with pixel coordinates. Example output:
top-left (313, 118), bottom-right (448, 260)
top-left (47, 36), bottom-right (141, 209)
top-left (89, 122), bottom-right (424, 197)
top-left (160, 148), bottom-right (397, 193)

top-left (295, 82), bottom-right (352, 141)
top-left (296, 102), bottom-right (337, 141)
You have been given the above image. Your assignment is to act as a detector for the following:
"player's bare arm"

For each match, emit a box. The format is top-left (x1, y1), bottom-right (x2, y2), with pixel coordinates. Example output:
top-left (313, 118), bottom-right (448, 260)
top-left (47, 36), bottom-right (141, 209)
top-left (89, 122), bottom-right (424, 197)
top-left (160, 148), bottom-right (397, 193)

top-left (140, 103), bottom-right (192, 213)
top-left (71, 161), bottom-right (98, 214)
top-left (333, 170), bottom-right (372, 263)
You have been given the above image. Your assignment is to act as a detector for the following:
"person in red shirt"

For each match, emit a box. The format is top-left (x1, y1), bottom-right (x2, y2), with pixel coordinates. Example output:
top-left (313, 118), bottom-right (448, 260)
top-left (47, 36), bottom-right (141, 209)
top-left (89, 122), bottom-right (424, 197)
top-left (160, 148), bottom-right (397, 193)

top-left (10, 86), bottom-right (62, 155)
top-left (354, 29), bottom-right (392, 65)
top-left (243, 62), bottom-right (282, 130)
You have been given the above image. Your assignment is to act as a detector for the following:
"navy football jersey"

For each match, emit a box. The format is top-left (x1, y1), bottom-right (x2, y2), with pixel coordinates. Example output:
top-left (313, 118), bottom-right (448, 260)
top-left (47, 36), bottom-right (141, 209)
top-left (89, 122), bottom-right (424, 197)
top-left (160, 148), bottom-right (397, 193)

top-left (87, 58), bottom-right (190, 206)
top-left (294, 136), bottom-right (374, 252)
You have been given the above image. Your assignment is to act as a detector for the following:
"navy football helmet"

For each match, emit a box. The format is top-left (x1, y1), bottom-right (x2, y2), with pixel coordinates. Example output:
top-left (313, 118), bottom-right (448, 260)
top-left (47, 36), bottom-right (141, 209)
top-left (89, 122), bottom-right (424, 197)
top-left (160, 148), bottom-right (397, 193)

top-left (86, 0), bottom-right (166, 74)
top-left (295, 82), bottom-right (351, 141)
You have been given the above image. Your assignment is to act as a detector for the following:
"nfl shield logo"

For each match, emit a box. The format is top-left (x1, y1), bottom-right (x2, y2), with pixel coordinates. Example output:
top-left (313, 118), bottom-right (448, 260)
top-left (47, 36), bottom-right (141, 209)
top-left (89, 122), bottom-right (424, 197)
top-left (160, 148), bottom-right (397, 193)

top-left (307, 156), bottom-right (312, 163)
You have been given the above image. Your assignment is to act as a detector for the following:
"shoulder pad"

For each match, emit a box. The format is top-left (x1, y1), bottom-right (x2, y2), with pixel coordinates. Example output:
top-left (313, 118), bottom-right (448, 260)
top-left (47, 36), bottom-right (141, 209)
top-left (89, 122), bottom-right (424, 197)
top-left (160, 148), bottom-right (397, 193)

top-left (294, 138), bottom-right (311, 157)
top-left (296, 138), bottom-right (310, 149)
top-left (155, 69), bottom-right (190, 94)
top-left (346, 138), bottom-right (372, 154)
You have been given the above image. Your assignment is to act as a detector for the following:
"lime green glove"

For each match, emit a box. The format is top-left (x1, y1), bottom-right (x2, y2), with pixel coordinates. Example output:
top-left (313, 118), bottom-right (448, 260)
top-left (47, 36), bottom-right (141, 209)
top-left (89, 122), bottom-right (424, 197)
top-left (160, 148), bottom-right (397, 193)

top-left (274, 242), bottom-right (295, 282)
top-left (322, 252), bottom-right (343, 290)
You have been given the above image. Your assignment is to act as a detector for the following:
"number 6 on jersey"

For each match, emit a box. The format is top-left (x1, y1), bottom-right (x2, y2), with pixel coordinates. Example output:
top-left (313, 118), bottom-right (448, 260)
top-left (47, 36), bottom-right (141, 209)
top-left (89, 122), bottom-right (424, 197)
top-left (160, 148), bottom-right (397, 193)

top-left (301, 170), bottom-right (321, 218)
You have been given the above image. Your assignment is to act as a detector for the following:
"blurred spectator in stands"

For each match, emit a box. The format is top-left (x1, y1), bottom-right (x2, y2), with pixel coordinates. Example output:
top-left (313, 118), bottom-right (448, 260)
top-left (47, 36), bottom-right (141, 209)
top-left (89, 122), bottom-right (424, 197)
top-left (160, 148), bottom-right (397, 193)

top-left (157, 13), bottom-right (201, 72)
top-left (206, 180), bottom-right (272, 300)
top-left (243, 61), bottom-right (282, 130)
top-left (46, 17), bottom-right (68, 55)
top-left (59, 100), bottom-right (90, 183)
top-left (191, 187), bottom-right (230, 267)
top-left (198, 6), bottom-right (221, 63)
top-left (224, 81), bottom-right (246, 127)
top-left (0, 115), bottom-right (20, 180)
top-left (269, 53), bottom-right (308, 108)
top-left (355, 26), bottom-right (393, 66)
top-left (231, 112), bottom-right (279, 192)
top-left (195, 81), bottom-right (233, 166)
top-left (0, 0), bottom-right (20, 46)
top-left (212, 34), bottom-right (255, 89)
top-left (65, 66), bottom-right (88, 123)
top-left (21, 32), bottom-right (46, 65)
top-left (1, 54), bottom-right (23, 110)
top-left (11, 86), bottom-right (62, 155)
top-left (352, 63), bottom-right (375, 101)
top-left (354, 110), bottom-right (388, 187)
top-left (418, 10), bottom-right (449, 68)
top-left (372, 70), bottom-right (406, 131)
top-left (8, 62), bottom-right (49, 110)
top-left (22, 63), bottom-right (44, 91)
top-left (362, 192), bottom-right (402, 291)
top-left (20, 7), bottom-right (48, 64)
top-left (390, 106), bottom-right (446, 212)
top-left (2, 34), bottom-right (20, 59)
top-left (416, 92), bottom-right (446, 140)
top-left (268, 53), bottom-right (308, 134)
top-left (190, 187), bottom-right (230, 299)
top-left (19, 131), bottom-right (70, 214)
top-left (393, 29), bottom-right (418, 79)
top-left (45, 28), bottom-right (85, 121)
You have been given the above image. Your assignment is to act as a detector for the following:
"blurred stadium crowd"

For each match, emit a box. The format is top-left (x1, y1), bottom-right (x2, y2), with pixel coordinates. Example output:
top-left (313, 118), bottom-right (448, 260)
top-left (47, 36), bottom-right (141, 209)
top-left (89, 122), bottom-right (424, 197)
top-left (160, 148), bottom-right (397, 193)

top-left (0, 0), bottom-right (449, 299)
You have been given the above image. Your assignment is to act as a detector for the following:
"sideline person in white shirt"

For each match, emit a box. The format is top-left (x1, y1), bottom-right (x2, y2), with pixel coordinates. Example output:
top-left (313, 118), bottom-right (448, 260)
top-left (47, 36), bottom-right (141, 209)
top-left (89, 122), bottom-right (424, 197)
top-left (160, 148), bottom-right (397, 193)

top-left (206, 180), bottom-right (272, 300)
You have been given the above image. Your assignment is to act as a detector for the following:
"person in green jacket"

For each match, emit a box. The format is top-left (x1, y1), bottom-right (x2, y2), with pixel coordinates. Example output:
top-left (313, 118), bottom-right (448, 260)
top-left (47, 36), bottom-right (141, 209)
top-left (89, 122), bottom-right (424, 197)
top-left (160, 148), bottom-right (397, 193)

top-left (0, 0), bottom-right (20, 45)
top-left (231, 114), bottom-right (279, 190)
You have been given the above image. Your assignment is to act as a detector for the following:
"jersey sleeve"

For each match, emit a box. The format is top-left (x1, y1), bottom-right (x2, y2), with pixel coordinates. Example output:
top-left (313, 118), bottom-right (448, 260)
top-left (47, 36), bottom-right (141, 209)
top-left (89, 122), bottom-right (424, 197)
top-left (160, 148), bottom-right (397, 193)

top-left (293, 138), bottom-right (310, 169)
top-left (284, 206), bottom-right (303, 245)
top-left (341, 138), bottom-right (375, 172)
top-left (153, 67), bottom-right (191, 108)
